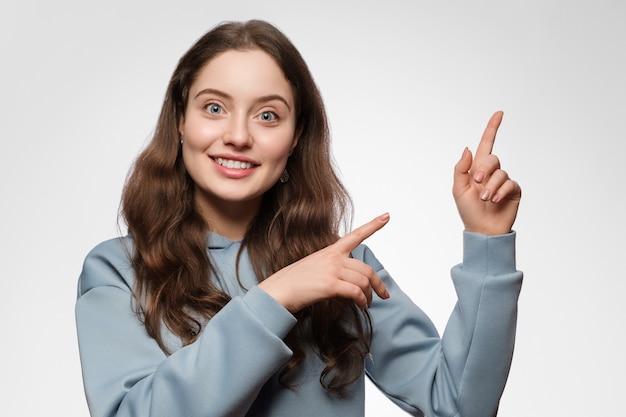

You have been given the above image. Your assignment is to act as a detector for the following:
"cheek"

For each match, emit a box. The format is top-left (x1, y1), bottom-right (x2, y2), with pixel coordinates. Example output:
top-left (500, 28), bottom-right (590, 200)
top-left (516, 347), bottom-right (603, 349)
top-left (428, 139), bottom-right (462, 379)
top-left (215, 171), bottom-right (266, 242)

top-left (182, 119), bottom-right (219, 150)
top-left (264, 143), bottom-right (294, 168)
top-left (256, 127), bottom-right (297, 161)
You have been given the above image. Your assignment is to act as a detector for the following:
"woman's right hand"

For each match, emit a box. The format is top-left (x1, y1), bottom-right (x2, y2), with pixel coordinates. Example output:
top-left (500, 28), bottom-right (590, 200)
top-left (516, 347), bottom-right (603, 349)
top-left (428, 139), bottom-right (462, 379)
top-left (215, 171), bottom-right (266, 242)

top-left (258, 214), bottom-right (391, 313)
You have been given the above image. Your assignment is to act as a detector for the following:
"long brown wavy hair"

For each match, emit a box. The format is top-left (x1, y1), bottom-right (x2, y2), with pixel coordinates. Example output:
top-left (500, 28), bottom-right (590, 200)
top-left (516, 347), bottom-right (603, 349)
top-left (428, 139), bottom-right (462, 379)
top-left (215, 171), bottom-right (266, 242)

top-left (121, 20), bottom-right (371, 397)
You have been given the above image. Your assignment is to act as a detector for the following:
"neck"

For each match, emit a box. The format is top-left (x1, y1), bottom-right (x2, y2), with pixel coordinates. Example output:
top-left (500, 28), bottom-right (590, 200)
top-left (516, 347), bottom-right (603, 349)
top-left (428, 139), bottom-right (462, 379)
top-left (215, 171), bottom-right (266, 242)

top-left (194, 192), bottom-right (261, 241)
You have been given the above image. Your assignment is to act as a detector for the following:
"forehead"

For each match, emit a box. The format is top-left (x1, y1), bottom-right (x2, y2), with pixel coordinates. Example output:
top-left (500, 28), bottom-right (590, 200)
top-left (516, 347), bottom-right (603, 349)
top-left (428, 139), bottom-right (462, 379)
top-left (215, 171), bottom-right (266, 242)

top-left (190, 49), bottom-right (294, 103)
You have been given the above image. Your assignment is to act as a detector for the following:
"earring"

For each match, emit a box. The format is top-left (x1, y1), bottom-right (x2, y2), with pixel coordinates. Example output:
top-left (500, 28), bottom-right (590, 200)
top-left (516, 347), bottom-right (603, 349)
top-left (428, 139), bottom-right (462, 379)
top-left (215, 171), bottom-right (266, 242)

top-left (279, 169), bottom-right (290, 183)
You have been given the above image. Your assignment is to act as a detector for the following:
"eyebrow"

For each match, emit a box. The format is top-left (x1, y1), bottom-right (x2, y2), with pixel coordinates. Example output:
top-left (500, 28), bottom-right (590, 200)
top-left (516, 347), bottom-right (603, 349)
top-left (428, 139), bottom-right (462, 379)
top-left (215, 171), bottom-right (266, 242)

top-left (194, 88), bottom-right (292, 111)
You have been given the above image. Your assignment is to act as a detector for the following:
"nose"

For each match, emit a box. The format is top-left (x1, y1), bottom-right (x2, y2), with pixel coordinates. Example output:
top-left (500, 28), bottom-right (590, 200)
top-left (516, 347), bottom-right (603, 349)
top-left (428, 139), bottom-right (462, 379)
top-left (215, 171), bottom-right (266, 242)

top-left (223, 114), bottom-right (252, 148)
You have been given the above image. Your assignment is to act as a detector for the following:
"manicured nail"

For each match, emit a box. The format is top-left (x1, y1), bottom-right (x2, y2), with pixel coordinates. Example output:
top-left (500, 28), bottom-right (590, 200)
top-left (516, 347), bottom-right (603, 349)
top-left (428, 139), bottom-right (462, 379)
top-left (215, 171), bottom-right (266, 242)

top-left (480, 189), bottom-right (491, 201)
top-left (491, 194), bottom-right (501, 203)
top-left (474, 171), bottom-right (485, 183)
top-left (378, 213), bottom-right (390, 221)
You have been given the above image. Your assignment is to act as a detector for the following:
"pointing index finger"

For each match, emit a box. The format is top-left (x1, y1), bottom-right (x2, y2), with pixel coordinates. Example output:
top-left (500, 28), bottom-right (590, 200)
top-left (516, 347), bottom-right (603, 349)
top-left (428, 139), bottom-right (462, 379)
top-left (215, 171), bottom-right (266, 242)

top-left (334, 213), bottom-right (390, 254)
top-left (475, 111), bottom-right (503, 158)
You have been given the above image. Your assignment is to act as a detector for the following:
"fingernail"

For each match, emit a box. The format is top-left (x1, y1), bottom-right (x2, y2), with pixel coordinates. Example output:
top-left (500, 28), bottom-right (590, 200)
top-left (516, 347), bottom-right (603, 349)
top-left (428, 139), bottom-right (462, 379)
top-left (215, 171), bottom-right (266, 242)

top-left (383, 289), bottom-right (390, 299)
top-left (378, 213), bottom-right (390, 221)
top-left (480, 189), bottom-right (491, 201)
top-left (461, 147), bottom-right (469, 159)
top-left (474, 171), bottom-right (485, 183)
top-left (491, 193), bottom-right (500, 203)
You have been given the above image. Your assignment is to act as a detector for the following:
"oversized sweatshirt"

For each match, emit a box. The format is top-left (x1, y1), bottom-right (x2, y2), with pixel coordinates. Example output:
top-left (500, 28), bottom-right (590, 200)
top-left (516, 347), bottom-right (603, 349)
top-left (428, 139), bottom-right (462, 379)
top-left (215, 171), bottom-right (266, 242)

top-left (75, 231), bottom-right (523, 417)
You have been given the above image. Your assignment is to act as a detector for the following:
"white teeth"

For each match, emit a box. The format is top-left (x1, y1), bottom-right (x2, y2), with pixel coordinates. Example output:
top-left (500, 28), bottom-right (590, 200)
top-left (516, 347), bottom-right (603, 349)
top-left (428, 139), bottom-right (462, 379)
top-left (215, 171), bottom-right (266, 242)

top-left (216, 157), bottom-right (253, 169)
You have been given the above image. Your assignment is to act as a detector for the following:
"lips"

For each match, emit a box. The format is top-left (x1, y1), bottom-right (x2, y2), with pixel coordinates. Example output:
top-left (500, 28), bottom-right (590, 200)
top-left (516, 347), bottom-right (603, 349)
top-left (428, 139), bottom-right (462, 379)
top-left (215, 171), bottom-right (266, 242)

top-left (214, 157), bottom-right (255, 170)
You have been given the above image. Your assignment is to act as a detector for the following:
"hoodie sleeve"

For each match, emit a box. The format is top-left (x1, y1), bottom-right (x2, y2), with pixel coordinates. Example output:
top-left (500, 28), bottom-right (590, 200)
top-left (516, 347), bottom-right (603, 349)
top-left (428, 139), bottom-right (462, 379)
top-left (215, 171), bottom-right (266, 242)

top-left (75, 238), bottom-right (297, 417)
top-left (361, 231), bottom-right (523, 417)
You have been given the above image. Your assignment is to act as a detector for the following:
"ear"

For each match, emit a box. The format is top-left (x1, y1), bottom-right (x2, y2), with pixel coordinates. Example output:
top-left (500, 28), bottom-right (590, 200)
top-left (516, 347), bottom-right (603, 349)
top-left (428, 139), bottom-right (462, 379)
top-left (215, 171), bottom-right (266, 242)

top-left (289, 124), bottom-right (303, 155)
top-left (178, 116), bottom-right (185, 136)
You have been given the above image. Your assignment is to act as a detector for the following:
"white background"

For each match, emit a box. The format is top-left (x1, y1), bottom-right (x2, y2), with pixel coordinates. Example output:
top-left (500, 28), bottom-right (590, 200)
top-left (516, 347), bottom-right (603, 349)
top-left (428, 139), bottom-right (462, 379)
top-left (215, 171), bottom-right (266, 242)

top-left (1, 0), bottom-right (625, 416)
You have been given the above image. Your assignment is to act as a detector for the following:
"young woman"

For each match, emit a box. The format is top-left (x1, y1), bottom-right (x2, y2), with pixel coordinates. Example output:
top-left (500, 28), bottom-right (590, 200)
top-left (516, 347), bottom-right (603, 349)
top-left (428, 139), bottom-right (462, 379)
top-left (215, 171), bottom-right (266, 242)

top-left (76, 20), bottom-right (523, 417)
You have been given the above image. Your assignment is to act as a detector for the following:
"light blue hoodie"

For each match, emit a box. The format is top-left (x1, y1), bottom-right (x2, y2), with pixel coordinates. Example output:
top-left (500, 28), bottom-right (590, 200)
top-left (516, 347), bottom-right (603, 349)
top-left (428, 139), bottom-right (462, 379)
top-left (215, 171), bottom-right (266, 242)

top-left (75, 231), bottom-right (522, 417)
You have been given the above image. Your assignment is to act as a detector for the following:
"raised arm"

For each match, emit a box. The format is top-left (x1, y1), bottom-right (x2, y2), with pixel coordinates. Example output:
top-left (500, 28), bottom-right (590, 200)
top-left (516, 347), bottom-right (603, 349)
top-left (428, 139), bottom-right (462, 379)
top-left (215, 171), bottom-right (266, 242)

top-left (366, 111), bottom-right (523, 416)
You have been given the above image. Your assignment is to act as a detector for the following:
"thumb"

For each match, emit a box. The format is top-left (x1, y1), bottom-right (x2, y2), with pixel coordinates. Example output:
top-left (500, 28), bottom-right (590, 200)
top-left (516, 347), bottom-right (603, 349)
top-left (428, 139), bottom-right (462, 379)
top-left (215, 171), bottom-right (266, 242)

top-left (452, 147), bottom-right (472, 197)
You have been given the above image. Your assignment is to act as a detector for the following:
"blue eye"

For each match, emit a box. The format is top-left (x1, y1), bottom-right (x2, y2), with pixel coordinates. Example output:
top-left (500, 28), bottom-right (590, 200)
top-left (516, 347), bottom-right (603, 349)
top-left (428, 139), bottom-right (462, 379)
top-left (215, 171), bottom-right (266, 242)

top-left (207, 103), bottom-right (223, 114)
top-left (259, 111), bottom-right (276, 121)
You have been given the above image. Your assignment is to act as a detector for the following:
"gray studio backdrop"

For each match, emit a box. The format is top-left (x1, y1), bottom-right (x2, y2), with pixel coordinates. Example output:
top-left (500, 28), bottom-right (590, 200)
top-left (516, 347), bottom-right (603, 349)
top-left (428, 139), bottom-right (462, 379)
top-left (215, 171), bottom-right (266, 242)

top-left (1, 1), bottom-right (624, 416)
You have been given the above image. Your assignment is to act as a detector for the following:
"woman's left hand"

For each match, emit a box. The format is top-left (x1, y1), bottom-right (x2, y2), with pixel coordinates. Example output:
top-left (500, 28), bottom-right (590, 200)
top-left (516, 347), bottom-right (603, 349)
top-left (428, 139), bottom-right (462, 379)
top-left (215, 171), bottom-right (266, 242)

top-left (452, 111), bottom-right (522, 236)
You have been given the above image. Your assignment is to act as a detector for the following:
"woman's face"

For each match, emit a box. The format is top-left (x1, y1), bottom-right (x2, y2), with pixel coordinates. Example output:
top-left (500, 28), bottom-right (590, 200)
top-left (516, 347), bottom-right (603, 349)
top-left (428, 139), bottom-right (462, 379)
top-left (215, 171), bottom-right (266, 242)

top-left (179, 49), bottom-right (298, 216)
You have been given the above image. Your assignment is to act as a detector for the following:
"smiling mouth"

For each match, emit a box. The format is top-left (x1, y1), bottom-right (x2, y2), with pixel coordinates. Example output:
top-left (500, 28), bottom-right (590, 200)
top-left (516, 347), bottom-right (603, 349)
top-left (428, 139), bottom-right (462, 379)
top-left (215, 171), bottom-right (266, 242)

top-left (214, 157), bottom-right (255, 170)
